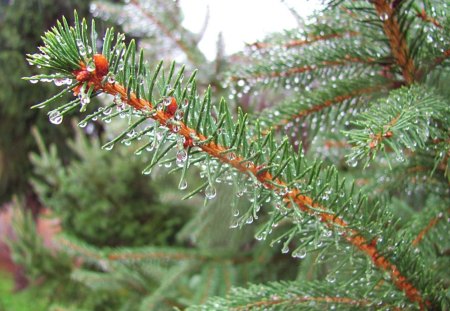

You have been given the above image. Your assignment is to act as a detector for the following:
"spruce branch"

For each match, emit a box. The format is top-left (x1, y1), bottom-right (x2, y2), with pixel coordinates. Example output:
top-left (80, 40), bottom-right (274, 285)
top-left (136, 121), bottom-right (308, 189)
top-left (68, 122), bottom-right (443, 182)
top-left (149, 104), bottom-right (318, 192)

top-left (373, 0), bottom-right (416, 84)
top-left (26, 12), bottom-right (446, 309)
top-left (346, 85), bottom-right (449, 167)
top-left (412, 212), bottom-right (446, 247)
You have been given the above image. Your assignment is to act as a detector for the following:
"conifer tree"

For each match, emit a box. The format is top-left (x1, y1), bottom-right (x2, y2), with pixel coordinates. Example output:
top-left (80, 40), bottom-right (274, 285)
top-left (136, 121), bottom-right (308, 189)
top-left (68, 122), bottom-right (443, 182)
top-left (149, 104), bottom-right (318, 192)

top-left (25, 1), bottom-right (449, 310)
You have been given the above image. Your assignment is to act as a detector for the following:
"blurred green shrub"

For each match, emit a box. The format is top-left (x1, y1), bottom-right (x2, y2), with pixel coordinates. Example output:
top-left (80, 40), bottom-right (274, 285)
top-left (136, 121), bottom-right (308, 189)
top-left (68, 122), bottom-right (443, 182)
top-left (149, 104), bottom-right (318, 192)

top-left (30, 125), bottom-right (191, 247)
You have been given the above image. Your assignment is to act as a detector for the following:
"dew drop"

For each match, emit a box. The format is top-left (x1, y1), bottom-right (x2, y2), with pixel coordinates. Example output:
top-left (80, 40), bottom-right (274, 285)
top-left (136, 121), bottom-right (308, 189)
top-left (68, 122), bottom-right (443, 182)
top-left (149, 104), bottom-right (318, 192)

top-left (178, 178), bottom-right (188, 190)
top-left (346, 157), bottom-right (358, 167)
top-left (176, 149), bottom-right (188, 167)
top-left (48, 110), bottom-right (63, 125)
top-left (205, 184), bottom-right (217, 199)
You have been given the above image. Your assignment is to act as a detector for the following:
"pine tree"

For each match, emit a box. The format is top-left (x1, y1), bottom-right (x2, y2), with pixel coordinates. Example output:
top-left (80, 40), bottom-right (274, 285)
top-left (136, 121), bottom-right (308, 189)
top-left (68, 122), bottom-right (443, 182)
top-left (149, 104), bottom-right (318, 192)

top-left (0, 0), bottom-right (90, 204)
top-left (25, 1), bottom-right (449, 310)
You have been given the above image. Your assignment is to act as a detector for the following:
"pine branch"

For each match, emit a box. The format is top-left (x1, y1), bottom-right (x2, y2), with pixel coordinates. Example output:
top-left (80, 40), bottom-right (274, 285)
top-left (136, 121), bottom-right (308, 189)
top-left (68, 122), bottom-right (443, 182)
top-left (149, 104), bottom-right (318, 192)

top-left (188, 280), bottom-right (406, 310)
top-left (372, 0), bottom-right (416, 84)
top-left (258, 78), bottom-right (393, 133)
top-left (412, 212), bottom-right (445, 247)
top-left (346, 85), bottom-right (449, 167)
top-left (25, 13), bottom-right (445, 308)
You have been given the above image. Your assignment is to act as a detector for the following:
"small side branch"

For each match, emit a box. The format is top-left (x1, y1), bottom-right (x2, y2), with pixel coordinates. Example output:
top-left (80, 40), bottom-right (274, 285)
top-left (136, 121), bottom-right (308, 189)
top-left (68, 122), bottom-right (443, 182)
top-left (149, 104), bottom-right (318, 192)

top-left (412, 212), bottom-right (446, 247)
top-left (373, 0), bottom-right (416, 84)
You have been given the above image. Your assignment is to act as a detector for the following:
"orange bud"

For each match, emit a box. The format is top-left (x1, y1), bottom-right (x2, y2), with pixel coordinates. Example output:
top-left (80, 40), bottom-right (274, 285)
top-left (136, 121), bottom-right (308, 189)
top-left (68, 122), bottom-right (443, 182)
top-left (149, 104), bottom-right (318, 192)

top-left (93, 54), bottom-right (109, 77)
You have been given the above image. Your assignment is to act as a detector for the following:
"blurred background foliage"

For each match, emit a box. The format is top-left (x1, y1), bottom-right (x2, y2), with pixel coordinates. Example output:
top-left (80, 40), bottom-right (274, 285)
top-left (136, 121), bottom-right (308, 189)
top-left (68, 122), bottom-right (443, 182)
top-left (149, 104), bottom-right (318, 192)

top-left (0, 0), bottom-right (302, 310)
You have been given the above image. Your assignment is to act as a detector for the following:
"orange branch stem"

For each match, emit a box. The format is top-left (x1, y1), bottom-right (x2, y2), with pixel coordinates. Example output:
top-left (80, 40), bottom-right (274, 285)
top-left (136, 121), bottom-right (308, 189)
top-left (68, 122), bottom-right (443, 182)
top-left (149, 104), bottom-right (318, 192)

top-left (249, 31), bottom-right (360, 49)
top-left (231, 57), bottom-right (377, 81)
top-left (416, 9), bottom-right (442, 28)
top-left (230, 295), bottom-right (399, 311)
top-left (412, 212), bottom-right (446, 247)
top-left (76, 63), bottom-right (426, 307)
top-left (373, 0), bottom-right (416, 84)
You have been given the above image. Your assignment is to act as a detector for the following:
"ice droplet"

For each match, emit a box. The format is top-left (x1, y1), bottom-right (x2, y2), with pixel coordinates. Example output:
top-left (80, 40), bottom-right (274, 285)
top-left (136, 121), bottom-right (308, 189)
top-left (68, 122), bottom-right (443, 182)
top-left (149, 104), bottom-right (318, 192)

top-left (48, 110), bottom-right (63, 125)
top-left (205, 184), bottom-right (217, 199)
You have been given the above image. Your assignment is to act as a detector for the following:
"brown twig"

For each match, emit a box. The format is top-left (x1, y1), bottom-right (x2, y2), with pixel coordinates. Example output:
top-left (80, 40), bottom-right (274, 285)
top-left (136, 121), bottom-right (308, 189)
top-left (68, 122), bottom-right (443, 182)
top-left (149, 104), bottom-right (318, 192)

top-left (373, 0), bottom-right (416, 84)
top-left (249, 31), bottom-right (360, 50)
top-left (412, 212), bottom-right (446, 247)
top-left (416, 9), bottom-right (442, 28)
top-left (74, 61), bottom-right (426, 308)
top-left (230, 295), bottom-right (400, 311)
top-left (231, 57), bottom-right (377, 81)
top-left (129, 0), bottom-right (201, 65)
top-left (268, 84), bottom-right (389, 134)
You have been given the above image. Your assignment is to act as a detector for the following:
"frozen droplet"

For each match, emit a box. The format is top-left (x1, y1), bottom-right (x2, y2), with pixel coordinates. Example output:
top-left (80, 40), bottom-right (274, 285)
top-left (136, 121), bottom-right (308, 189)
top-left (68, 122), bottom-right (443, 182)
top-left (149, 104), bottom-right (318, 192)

top-left (48, 110), bottom-right (63, 125)
top-left (205, 184), bottom-right (216, 199)
top-left (178, 178), bottom-right (187, 190)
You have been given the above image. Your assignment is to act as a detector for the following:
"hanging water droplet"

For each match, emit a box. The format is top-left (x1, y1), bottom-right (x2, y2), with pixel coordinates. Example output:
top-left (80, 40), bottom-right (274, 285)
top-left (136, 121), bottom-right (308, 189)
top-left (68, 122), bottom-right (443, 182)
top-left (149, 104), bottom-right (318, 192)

top-left (79, 121), bottom-right (87, 128)
top-left (205, 184), bottom-right (217, 199)
top-left (326, 273), bottom-right (336, 283)
top-left (178, 178), bottom-right (188, 190)
top-left (281, 245), bottom-right (289, 254)
top-left (86, 61), bottom-right (96, 72)
top-left (76, 39), bottom-right (83, 47)
top-left (246, 216), bottom-right (254, 224)
top-left (292, 248), bottom-right (307, 259)
top-left (80, 96), bottom-right (90, 106)
top-left (346, 157), bottom-right (358, 167)
top-left (107, 75), bottom-right (116, 84)
top-left (54, 78), bottom-right (65, 86)
top-left (48, 110), bottom-right (63, 125)
top-left (174, 110), bottom-right (184, 121)
top-left (232, 208), bottom-right (240, 217)
top-left (176, 149), bottom-right (188, 167)
top-left (30, 79), bottom-right (39, 84)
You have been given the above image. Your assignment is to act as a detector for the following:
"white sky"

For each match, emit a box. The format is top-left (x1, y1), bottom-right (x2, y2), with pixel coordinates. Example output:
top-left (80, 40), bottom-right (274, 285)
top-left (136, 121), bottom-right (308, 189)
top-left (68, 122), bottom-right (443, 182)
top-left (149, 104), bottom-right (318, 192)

top-left (180, 0), bottom-right (323, 60)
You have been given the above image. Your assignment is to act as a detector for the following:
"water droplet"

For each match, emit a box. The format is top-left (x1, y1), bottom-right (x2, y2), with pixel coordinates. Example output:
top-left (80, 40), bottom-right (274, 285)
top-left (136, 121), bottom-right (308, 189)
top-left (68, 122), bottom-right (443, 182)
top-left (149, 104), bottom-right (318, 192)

top-left (346, 157), bottom-right (358, 167)
top-left (281, 245), bottom-right (289, 253)
top-left (380, 12), bottom-right (389, 21)
top-left (174, 110), bottom-right (184, 121)
top-left (326, 274), bottom-right (336, 283)
top-left (205, 184), bottom-right (216, 199)
top-left (54, 78), bottom-right (65, 86)
top-left (48, 110), bottom-right (63, 124)
top-left (176, 149), bottom-right (188, 167)
top-left (107, 75), bottom-right (115, 84)
top-left (79, 121), bottom-right (87, 128)
top-left (30, 79), bottom-right (38, 84)
top-left (87, 61), bottom-right (96, 72)
top-left (163, 97), bottom-right (171, 106)
top-left (80, 96), bottom-right (90, 105)
top-left (292, 249), bottom-right (306, 259)
top-left (178, 178), bottom-right (187, 190)
top-left (246, 216), bottom-right (254, 224)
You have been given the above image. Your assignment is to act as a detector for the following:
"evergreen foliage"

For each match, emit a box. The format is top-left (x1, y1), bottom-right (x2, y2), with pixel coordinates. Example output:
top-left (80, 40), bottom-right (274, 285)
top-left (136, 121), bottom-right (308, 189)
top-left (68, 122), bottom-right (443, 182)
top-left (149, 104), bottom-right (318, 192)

top-left (0, 0), bottom-right (90, 204)
top-left (30, 126), bottom-right (191, 247)
top-left (25, 1), bottom-right (449, 310)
